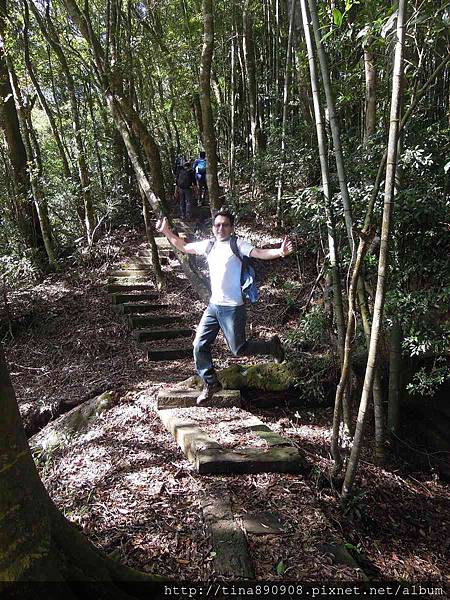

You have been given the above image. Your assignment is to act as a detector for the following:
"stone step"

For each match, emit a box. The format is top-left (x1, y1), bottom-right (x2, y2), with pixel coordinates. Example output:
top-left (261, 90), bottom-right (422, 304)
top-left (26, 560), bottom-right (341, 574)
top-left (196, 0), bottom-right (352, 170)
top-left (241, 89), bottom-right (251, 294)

top-left (147, 347), bottom-right (192, 361)
top-left (157, 388), bottom-right (241, 409)
top-left (111, 292), bottom-right (158, 305)
top-left (118, 263), bottom-right (152, 271)
top-left (157, 408), bottom-right (308, 475)
top-left (133, 327), bottom-right (192, 343)
top-left (133, 254), bottom-right (169, 265)
top-left (109, 270), bottom-right (152, 278)
top-left (107, 282), bottom-right (155, 294)
top-left (114, 303), bottom-right (169, 315)
top-left (128, 314), bottom-right (183, 329)
top-left (155, 237), bottom-right (172, 249)
top-left (196, 446), bottom-right (308, 475)
top-left (201, 491), bottom-right (254, 579)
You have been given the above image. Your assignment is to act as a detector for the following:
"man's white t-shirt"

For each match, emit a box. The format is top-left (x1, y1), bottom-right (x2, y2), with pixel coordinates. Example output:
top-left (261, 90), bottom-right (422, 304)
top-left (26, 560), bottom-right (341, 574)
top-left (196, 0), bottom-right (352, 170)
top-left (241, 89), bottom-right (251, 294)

top-left (189, 237), bottom-right (254, 306)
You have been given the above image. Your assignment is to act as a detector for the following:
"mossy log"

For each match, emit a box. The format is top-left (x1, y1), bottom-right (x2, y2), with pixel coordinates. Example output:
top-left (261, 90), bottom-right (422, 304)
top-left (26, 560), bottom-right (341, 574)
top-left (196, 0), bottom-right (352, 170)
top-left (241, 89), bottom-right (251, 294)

top-left (179, 362), bottom-right (298, 391)
top-left (29, 391), bottom-right (114, 459)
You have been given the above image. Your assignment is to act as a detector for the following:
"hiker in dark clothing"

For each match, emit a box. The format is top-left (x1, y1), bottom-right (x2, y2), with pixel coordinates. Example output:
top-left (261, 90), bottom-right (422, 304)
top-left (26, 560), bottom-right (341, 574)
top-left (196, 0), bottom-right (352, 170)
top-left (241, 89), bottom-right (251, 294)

top-left (176, 161), bottom-right (196, 220)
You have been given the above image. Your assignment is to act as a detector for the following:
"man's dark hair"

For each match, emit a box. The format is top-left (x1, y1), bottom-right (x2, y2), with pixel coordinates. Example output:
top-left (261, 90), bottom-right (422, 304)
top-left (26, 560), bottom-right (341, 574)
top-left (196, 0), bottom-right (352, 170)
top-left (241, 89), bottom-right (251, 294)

top-left (213, 209), bottom-right (235, 226)
top-left (199, 151), bottom-right (206, 159)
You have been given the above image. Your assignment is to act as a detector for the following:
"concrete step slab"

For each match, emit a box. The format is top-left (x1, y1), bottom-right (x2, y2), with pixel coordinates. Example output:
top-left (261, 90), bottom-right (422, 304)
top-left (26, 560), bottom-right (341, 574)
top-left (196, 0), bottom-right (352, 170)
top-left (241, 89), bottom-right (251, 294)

top-left (156, 408), bottom-right (308, 475)
top-left (157, 408), bottom-right (221, 464)
top-left (110, 270), bottom-right (151, 278)
top-left (147, 347), bottom-right (192, 361)
top-left (157, 388), bottom-right (241, 409)
top-left (133, 328), bottom-right (192, 343)
top-left (114, 303), bottom-right (169, 315)
top-left (201, 491), bottom-right (254, 579)
top-left (111, 292), bottom-right (158, 305)
top-left (107, 283), bottom-right (155, 294)
top-left (196, 446), bottom-right (308, 475)
top-left (133, 253), bottom-right (168, 265)
top-left (129, 314), bottom-right (183, 329)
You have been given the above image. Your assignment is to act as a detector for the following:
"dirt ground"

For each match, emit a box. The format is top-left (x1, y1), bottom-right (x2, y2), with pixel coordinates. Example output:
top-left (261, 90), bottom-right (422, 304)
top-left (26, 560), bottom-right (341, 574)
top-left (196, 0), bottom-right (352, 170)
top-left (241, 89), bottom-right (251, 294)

top-left (3, 223), bottom-right (449, 585)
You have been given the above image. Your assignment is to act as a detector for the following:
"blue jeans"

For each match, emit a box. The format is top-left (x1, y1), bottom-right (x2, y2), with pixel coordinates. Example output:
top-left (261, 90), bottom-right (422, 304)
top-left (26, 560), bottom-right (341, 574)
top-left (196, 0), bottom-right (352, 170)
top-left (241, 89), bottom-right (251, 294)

top-left (193, 303), bottom-right (273, 384)
top-left (179, 188), bottom-right (193, 219)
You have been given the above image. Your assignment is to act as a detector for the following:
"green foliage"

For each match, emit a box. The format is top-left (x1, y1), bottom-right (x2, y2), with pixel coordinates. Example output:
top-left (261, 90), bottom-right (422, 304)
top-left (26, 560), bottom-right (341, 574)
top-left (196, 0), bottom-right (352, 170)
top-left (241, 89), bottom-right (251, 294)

top-left (406, 360), bottom-right (449, 399)
top-left (287, 305), bottom-right (330, 349)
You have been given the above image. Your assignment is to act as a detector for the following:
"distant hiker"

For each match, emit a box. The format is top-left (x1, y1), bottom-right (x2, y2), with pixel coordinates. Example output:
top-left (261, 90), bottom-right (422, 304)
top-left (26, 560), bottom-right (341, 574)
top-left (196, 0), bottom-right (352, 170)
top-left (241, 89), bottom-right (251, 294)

top-left (176, 161), bottom-right (196, 220)
top-left (156, 209), bottom-right (294, 404)
top-left (173, 154), bottom-right (186, 177)
top-left (193, 151), bottom-right (208, 205)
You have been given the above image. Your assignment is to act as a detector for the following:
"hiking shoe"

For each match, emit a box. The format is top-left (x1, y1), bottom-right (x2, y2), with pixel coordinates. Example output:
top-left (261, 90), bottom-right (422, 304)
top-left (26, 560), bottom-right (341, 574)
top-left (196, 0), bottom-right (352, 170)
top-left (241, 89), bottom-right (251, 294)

top-left (196, 381), bottom-right (222, 405)
top-left (271, 335), bottom-right (285, 363)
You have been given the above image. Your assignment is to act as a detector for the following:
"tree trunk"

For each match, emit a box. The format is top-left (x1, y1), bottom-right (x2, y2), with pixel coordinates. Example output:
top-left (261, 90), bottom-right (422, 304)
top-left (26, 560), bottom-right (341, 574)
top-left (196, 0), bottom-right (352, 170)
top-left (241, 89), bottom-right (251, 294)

top-left (30, 3), bottom-right (96, 245)
top-left (199, 0), bottom-right (221, 212)
top-left (307, 0), bottom-right (353, 246)
top-left (141, 190), bottom-right (164, 291)
top-left (5, 52), bottom-right (57, 269)
top-left (229, 21), bottom-right (237, 202)
top-left (299, 0), bottom-right (348, 437)
top-left (0, 0), bottom-right (43, 252)
top-left (343, 0), bottom-right (407, 499)
top-left (276, 0), bottom-right (296, 228)
top-left (22, 2), bottom-right (71, 181)
top-left (364, 45), bottom-right (377, 140)
top-left (387, 320), bottom-right (402, 440)
top-left (60, 0), bottom-right (210, 299)
top-left (0, 349), bottom-right (162, 586)
top-left (243, 1), bottom-right (263, 156)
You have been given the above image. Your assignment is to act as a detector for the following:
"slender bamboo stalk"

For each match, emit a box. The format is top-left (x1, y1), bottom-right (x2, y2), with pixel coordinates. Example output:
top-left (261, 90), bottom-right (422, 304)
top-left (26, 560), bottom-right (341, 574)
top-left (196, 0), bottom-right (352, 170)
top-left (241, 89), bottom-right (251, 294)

top-left (343, 0), bottom-right (407, 499)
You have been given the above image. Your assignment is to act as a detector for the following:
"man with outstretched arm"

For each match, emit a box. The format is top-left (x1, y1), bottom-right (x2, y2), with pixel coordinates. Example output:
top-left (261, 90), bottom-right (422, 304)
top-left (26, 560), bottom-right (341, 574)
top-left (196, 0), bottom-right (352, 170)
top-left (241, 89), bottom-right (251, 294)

top-left (156, 209), bottom-right (294, 404)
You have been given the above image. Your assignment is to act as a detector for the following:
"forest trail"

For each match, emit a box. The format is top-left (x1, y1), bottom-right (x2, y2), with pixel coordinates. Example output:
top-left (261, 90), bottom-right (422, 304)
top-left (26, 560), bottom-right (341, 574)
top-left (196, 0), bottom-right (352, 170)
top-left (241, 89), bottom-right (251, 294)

top-left (107, 218), bottom-right (308, 477)
top-left (7, 223), bottom-right (448, 582)
top-left (100, 223), bottom-right (358, 579)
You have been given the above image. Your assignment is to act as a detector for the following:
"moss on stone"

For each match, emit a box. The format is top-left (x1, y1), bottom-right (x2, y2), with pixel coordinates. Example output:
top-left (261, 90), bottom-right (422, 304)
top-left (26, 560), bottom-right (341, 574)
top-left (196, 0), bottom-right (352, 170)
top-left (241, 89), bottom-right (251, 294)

top-left (178, 363), bottom-right (298, 391)
top-left (30, 391), bottom-right (114, 460)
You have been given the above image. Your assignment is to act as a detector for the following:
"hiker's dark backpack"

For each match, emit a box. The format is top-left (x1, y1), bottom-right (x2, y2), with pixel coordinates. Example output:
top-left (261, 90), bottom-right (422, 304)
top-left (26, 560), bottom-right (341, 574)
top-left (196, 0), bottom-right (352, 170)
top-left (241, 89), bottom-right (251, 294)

top-left (205, 235), bottom-right (259, 304)
top-left (177, 168), bottom-right (191, 189)
top-left (195, 158), bottom-right (207, 175)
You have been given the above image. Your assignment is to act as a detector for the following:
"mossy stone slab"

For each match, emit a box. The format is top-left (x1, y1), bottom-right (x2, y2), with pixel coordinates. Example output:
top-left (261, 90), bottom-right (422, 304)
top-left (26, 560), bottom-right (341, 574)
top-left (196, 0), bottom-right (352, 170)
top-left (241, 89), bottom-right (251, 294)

top-left (242, 511), bottom-right (285, 535)
top-left (196, 446), bottom-right (308, 475)
top-left (201, 492), bottom-right (254, 579)
top-left (110, 270), bottom-right (152, 278)
top-left (156, 408), bottom-right (221, 463)
top-left (246, 424), bottom-right (293, 447)
top-left (157, 388), bottom-right (241, 409)
top-left (107, 283), bottom-right (155, 293)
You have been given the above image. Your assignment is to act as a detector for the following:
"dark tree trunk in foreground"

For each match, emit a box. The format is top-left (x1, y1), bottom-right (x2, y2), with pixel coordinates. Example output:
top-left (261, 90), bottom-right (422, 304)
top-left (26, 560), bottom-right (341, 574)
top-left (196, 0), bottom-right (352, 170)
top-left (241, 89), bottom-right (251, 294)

top-left (199, 0), bottom-right (220, 211)
top-left (0, 0), bottom-right (43, 252)
top-left (6, 53), bottom-right (57, 269)
top-left (0, 348), bottom-right (160, 589)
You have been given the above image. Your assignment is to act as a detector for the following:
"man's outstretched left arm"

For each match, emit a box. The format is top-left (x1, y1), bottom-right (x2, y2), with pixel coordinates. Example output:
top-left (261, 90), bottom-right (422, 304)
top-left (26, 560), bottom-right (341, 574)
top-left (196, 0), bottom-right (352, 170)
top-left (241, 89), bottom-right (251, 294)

top-left (250, 236), bottom-right (293, 260)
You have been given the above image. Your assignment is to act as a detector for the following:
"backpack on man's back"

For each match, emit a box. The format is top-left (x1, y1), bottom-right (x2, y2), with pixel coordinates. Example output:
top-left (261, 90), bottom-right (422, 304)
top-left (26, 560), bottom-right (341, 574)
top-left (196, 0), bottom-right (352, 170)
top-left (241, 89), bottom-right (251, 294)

top-left (195, 158), bottom-right (207, 175)
top-left (177, 168), bottom-right (192, 189)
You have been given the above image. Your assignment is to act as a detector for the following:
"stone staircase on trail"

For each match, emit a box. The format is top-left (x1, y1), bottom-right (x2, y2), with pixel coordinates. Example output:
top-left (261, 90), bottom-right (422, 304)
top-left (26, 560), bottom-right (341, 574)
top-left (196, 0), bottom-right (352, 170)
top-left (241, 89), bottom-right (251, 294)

top-left (107, 237), bottom-right (194, 362)
top-left (108, 226), bottom-right (307, 478)
top-left (155, 386), bottom-right (308, 476)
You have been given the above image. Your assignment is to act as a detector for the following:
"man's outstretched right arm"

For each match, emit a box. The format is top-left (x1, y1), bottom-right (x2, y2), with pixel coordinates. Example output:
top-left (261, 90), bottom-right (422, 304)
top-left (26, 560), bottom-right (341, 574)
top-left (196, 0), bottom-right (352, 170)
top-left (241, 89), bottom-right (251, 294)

top-left (155, 217), bottom-right (198, 254)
